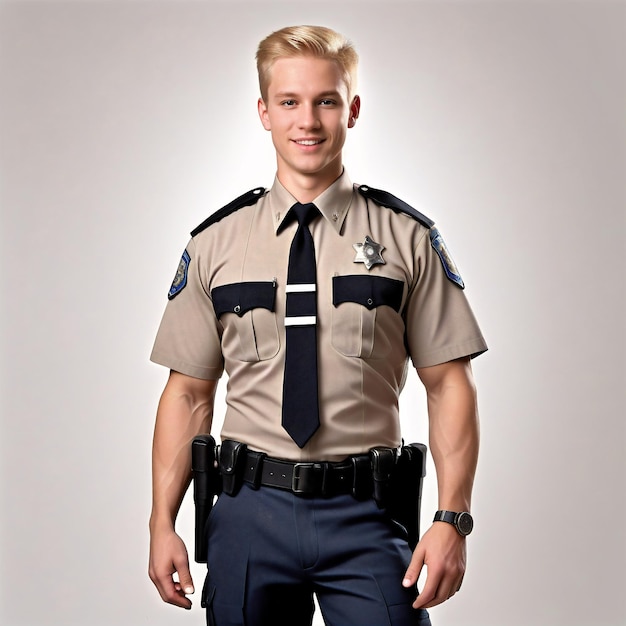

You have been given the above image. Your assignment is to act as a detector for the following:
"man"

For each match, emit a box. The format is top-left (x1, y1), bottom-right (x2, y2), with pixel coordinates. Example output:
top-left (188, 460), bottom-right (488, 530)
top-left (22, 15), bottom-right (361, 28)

top-left (148, 25), bottom-right (487, 626)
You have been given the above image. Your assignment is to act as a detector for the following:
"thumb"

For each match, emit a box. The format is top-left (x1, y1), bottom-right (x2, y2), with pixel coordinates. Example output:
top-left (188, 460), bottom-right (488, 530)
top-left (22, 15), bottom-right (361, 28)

top-left (174, 553), bottom-right (195, 595)
top-left (403, 545), bottom-right (425, 588)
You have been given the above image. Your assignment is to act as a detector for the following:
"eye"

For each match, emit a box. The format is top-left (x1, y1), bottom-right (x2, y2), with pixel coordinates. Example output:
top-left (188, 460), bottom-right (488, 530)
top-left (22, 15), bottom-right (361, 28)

top-left (281, 99), bottom-right (296, 107)
top-left (319, 99), bottom-right (336, 106)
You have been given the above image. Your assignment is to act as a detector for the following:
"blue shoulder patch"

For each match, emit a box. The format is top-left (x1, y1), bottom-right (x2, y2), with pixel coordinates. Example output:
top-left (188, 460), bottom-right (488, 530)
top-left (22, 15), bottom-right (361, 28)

top-left (430, 228), bottom-right (464, 289)
top-left (168, 249), bottom-right (191, 300)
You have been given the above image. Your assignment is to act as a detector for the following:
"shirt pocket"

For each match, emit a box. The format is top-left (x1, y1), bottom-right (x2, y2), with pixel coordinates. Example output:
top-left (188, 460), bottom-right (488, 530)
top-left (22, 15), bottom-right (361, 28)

top-left (331, 275), bottom-right (404, 359)
top-left (211, 281), bottom-right (279, 362)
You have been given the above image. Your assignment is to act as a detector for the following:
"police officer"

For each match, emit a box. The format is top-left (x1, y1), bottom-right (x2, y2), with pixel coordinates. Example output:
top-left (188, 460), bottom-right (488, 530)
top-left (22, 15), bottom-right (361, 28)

top-left (148, 25), bottom-right (487, 626)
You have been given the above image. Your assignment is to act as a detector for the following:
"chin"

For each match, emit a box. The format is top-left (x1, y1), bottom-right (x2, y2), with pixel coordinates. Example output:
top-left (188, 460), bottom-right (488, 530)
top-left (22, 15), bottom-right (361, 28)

top-left (290, 160), bottom-right (329, 176)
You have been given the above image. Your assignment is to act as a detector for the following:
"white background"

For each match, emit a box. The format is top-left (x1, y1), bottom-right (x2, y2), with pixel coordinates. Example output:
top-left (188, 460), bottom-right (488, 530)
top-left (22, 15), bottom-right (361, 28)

top-left (1, 1), bottom-right (624, 625)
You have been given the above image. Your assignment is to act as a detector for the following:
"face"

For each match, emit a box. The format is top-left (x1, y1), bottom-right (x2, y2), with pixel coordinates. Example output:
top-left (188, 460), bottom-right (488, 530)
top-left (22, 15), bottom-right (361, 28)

top-left (258, 56), bottom-right (360, 193)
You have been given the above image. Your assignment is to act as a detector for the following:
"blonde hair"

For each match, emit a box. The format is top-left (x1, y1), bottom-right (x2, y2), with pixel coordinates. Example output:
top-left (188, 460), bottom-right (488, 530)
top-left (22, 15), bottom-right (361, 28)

top-left (256, 25), bottom-right (359, 101)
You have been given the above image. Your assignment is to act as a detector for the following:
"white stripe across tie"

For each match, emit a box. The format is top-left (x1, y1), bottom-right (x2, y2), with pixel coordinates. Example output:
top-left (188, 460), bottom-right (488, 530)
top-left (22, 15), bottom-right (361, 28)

top-left (285, 283), bottom-right (316, 293)
top-left (284, 316), bottom-right (316, 327)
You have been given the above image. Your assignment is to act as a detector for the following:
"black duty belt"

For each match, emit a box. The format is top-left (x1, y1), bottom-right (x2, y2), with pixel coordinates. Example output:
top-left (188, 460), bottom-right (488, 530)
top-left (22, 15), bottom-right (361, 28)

top-left (240, 449), bottom-right (373, 498)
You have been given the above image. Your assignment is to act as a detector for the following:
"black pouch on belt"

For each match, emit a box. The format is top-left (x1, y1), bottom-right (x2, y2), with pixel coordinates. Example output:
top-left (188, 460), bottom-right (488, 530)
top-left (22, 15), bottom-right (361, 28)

top-left (370, 447), bottom-right (397, 507)
top-left (219, 439), bottom-right (247, 496)
top-left (351, 455), bottom-right (374, 500)
top-left (386, 443), bottom-right (428, 551)
top-left (191, 435), bottom-right (221, 563)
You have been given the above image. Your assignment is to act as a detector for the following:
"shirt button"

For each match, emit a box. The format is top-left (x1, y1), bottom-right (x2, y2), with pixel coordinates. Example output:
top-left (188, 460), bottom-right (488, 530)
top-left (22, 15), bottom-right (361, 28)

top-left (367, 298), bottom-right (373, 306)
top-left (234, 305), bottom-right (241, 314)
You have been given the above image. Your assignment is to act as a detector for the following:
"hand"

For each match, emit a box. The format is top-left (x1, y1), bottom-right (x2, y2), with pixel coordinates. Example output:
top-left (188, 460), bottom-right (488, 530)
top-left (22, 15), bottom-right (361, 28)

top-left (149, 527), bottom-right (195, 609)
top-left (402, 522), bottom-right (466, 609)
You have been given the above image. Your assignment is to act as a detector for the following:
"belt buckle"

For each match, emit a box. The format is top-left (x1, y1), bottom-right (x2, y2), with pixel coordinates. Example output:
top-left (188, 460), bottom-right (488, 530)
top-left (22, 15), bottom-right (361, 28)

top-left (292, 462), bottom-right (328, 495)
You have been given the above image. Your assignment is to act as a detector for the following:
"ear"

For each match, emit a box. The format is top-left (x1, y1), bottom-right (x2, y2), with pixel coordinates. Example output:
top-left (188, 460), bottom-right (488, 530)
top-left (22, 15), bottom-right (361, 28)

top-left (258, 98), bottom-right (271, 131)
top-left (348, 95), bottom-right (361, 128)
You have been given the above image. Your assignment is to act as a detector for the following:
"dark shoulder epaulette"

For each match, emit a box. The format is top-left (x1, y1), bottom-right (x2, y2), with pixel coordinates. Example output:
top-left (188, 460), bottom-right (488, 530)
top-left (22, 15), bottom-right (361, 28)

top-left (191, 187), bottom-right (266, 236)
top-left (357, 184), bottom-right (434, 229)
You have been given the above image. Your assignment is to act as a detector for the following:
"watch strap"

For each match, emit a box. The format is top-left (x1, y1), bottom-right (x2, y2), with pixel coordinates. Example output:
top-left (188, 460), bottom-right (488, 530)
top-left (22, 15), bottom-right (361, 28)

top-left (433, 509), bottom-right (473, 536)
top-left (433, 510), bottom-right (458, 525)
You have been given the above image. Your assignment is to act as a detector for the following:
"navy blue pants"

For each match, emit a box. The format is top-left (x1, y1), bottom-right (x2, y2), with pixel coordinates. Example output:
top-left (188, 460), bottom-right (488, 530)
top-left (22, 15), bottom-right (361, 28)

top-left (203, 484), bottom-right (431, 626)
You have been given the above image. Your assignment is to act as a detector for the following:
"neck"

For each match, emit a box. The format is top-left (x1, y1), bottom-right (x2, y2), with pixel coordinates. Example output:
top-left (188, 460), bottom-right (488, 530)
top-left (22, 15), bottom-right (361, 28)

top-left (276, 165), bottom-right (344, 204)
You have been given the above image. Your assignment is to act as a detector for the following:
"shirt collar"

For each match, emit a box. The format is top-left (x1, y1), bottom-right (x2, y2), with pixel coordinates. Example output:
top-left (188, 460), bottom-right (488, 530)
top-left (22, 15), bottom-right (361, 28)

top-left (270, 171), bottom-right (354, 235)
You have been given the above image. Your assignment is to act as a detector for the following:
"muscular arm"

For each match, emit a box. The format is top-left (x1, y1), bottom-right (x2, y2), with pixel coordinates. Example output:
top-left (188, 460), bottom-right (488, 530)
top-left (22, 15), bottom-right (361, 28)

top-left (148, 370), bottom-right (218, 609)
top-left (403, 357), bottom-right (479, 609)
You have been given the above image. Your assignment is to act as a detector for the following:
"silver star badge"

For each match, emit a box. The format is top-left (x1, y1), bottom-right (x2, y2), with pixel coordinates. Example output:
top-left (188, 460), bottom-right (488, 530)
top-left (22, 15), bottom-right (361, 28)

top-left (353, 236), bottom-right (385, 270)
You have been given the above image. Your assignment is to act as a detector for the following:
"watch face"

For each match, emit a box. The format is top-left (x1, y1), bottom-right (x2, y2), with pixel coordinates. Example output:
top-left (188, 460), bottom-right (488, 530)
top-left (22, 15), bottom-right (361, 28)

top-left (456, 512), bottom-right (474, 536)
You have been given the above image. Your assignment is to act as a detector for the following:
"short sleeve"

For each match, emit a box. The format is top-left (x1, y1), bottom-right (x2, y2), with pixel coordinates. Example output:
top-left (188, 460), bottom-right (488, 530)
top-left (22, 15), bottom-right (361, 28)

top-left (150, 238), bottom-right (224, 379)
top-left (404, 228), bottom-right (487, 369)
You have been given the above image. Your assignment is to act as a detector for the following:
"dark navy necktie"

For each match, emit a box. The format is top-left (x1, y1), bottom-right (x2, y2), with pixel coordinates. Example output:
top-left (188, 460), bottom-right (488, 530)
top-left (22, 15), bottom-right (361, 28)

top-left (282, 202), bottom-right (320, 448)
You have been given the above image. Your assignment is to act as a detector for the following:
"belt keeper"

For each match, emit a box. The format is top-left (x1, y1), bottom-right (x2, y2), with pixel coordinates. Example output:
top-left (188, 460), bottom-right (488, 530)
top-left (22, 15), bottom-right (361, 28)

top-left (247, 451), bottom-right (266, 490)
top-left (319, 462), bottom-right (330, 497)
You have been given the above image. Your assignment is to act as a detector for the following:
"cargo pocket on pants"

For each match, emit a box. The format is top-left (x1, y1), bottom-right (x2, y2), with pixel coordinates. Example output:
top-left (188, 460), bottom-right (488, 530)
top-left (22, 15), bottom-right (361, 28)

top-left (202, 574), bottom-right (246, 626)
top-left (374, 573), bottom-right (431, 626)
top-left (201, 575), bottom-right (216, 626)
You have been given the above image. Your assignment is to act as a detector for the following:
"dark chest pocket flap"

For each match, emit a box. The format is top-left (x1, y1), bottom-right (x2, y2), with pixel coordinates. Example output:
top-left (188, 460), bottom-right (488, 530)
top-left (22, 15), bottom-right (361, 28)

top-left (211, 281), bottom-right (276, 318)
top-left (332, 275), bottom-right (403, 312)
top-left (211, 281), bottom-right (278, 362)
top-left (331, 275), bottom-right (405, 359)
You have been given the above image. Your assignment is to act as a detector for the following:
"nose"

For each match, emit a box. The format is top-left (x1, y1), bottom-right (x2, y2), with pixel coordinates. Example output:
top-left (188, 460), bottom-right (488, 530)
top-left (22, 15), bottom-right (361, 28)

top-left (297, 103), bottom-right (321, 130)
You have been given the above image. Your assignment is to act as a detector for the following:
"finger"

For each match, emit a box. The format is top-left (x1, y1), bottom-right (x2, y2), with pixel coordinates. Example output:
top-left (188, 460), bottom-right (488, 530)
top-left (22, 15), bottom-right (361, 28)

top-left (173, 553), bottom-right (195, 596)
top-left (411, 563), bottom-right (444, 609)
top-left (402, 546), bottom-right (425, 588)
top-left (157, 572), bottom-right (193, 609)
top-left (150, 561), bottom-right (193, 610)
top-left (150, 573), bottom-right (189, 609)
top-left (417, 571), bottom-right (463, 609)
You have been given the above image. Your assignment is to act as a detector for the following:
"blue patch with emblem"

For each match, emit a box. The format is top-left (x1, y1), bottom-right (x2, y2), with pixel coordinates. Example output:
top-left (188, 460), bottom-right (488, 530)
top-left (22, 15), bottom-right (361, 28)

top-left (168, 249), bottom-right (190, 300)
top-left (430, 228), bottom-right (465, 289)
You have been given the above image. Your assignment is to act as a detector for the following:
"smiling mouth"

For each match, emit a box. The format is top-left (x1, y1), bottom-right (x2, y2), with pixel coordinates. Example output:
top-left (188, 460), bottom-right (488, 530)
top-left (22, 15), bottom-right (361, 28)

top-left (294, 139), bottom-right (325, 146)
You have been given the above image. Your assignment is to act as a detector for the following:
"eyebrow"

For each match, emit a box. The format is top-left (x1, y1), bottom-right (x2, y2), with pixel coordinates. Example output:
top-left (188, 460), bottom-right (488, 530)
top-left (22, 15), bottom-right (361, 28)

top-left (273, 91), bottom-right (342, 99)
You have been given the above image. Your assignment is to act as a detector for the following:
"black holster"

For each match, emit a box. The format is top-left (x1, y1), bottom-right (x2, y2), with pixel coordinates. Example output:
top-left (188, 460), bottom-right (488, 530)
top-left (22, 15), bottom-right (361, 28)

top-left (191, 435), bottom-right (221, 563)
top-left (384, 442), bottom-right (428, 550)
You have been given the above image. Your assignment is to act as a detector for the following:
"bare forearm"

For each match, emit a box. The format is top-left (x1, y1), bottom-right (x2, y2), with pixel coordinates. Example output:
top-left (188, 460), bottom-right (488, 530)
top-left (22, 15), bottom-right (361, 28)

top-left (150, 372), bottom-right (217, 531)
top-left (406, 358), bottom-right (479, 609)
top-left (422, 358), bottom-right (479, 512)
top-left (148, 372), bottom-right (216, 608)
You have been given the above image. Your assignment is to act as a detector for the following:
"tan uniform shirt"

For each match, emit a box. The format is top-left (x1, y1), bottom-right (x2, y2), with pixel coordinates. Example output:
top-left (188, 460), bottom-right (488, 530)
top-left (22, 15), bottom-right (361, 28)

top-left (151, 172), bottom-right (487, 461)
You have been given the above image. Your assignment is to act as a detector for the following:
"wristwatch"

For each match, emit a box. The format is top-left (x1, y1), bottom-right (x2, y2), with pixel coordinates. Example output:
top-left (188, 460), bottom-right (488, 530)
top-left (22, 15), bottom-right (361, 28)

top-left (433, 510), bottom-right (474, 536)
